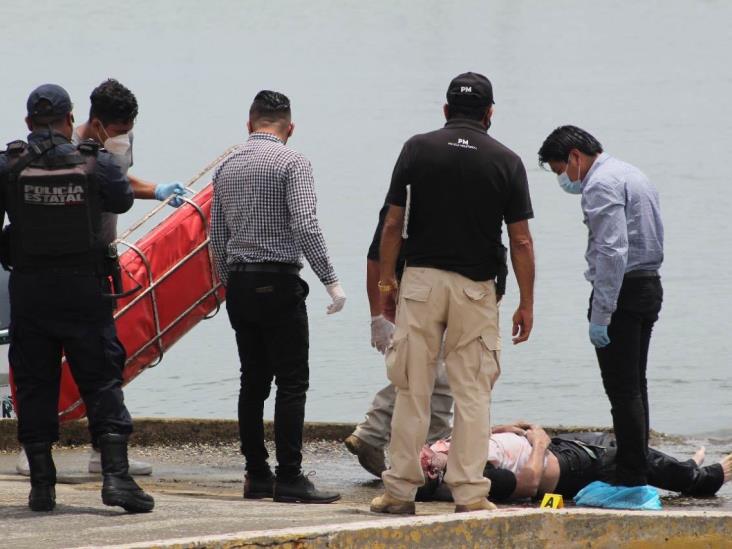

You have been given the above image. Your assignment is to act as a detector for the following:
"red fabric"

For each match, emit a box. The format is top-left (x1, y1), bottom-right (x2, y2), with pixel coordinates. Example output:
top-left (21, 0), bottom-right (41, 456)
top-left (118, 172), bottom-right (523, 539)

top-left (10, 183), bottom-right (226, 422)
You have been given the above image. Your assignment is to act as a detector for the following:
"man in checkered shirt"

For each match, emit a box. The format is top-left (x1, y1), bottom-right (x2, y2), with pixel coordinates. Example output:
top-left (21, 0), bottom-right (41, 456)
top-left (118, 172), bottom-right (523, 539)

top-left (211, 90), bottom-right (345, 504)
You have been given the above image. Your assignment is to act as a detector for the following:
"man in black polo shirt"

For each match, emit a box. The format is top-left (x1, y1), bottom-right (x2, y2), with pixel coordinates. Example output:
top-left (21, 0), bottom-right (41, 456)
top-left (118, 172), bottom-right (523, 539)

top-left (371, 72), bottom-right (535, 515)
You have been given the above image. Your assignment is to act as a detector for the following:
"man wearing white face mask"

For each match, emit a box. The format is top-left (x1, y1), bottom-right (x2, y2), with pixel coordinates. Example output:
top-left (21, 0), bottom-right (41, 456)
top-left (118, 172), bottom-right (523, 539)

top-left (538, 125), bottom-right (664, 507)
top-left (13, 79), bottom-right (178, 478)
top-left (73, 79), bottom-right (189, 244)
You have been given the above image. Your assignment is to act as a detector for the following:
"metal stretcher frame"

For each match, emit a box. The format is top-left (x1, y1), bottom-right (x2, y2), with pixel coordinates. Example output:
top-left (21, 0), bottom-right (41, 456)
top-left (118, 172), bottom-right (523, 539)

top-left (113, 194), bottom-right (222, 369)
top-left (56, 146), bottom-right (237, 419)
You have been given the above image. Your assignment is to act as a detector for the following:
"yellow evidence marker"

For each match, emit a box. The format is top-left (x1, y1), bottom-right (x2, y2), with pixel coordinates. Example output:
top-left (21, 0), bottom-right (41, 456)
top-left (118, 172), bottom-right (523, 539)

top-left (540, 493), bottom-right (564, 509)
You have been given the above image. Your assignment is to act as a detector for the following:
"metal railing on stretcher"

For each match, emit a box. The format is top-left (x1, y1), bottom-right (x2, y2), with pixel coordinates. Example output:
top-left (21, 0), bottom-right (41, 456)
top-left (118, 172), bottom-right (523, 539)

top-left (58, 145), bottom-right (238, 418)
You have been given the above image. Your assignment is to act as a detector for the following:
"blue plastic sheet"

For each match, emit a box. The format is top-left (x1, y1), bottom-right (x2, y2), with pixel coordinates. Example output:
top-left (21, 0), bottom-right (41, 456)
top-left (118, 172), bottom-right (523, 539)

top-left (574, 480), bottom-right (662, 510)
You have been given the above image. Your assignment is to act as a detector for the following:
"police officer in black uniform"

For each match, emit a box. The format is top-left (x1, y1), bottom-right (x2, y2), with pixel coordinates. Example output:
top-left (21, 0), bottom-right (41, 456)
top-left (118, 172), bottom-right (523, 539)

top-left (0, 84), bottom-right (154, 513)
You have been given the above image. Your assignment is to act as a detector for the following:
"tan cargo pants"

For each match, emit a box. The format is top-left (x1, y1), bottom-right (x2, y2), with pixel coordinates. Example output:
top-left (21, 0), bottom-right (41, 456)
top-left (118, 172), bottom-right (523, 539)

top-left (353, 350), bottom-right (453, 450)
top-left (381, 267), bottom-right (501, 505)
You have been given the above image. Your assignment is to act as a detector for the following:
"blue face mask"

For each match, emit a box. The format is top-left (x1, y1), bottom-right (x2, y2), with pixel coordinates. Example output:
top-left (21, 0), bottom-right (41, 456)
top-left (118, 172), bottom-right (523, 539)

top-left (557, 158), bottom-right (583, 194)
top-left (557, 172), bottom-right (582, 194)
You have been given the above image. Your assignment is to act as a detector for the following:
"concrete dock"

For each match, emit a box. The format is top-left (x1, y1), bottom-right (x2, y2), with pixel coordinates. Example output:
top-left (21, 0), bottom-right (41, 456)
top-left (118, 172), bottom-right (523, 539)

top-left (1, 419), bottom-right (731, 548)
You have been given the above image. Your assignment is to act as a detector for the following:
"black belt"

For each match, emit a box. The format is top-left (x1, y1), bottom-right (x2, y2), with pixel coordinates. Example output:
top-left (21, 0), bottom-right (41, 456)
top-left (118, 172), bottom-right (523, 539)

top-left (230, 262), bottom-right (300, 275)
top-left (624, 270), bottom-right (659, 279)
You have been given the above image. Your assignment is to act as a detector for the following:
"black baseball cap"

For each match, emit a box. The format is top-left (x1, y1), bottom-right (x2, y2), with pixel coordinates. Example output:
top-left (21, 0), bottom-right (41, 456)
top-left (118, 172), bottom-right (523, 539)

top-left (26, 84), bottom-right (72, 119)
top-left (446, 72), bottom-right (494, 107)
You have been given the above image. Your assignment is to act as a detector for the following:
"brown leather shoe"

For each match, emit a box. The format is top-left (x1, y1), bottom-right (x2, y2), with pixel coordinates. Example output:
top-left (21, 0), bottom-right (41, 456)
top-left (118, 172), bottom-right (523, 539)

top-left (455, 498), bottom-right (498, 513)
top-left (370, 492), bottom-right (415, 515)
top-left (344, 434), bottom-right (386, 478)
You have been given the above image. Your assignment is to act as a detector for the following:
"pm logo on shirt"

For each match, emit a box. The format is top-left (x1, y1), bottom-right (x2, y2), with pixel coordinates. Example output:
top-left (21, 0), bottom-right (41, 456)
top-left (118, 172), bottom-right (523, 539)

top-left (448, 137), bottom-right (478, 150)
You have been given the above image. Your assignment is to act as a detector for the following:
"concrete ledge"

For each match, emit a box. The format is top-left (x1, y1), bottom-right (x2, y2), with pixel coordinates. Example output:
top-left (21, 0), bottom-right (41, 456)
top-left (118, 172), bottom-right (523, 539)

top-left (73, 508), bottom-right (732, 549)
top-left (0, 418), bottom-right (357, 450)
top-left (0, 417), bottom-right (677, 451)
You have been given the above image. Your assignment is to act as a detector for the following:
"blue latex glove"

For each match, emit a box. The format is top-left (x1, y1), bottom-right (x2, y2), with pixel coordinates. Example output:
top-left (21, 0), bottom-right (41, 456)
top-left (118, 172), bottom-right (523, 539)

top-left (589, 323), bottom-right (610, 348)
top-left (154, 181), bottom-right (190, 208)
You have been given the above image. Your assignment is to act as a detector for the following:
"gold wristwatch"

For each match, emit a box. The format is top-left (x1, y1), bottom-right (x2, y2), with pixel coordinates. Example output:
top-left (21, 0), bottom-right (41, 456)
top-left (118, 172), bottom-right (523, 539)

top-left (378, 280), bottom-right (398, 293)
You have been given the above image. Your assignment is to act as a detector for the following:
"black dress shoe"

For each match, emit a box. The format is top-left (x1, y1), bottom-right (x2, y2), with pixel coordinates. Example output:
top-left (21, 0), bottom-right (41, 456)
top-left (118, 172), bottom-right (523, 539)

top-left (244, 474), bottom-right (274, 499)
top-left (274, 473), bottom-right (341, 504)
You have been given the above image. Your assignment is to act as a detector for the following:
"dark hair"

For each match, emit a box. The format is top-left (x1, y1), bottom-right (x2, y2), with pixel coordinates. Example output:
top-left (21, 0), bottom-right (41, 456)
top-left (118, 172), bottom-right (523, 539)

top-left (445, 103), bottom-right (488, 121)
top-left (538, 125), bottom-right (603, 166)
top-left (249, 90), bottom-right (291, 126)
top-left (89, 79), bottom-right (138, 125)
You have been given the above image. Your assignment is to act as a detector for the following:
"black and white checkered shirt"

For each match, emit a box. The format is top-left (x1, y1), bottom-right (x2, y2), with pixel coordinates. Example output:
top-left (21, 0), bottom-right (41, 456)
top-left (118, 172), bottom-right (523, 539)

top-left (211, 132), bottom-right (338, 286)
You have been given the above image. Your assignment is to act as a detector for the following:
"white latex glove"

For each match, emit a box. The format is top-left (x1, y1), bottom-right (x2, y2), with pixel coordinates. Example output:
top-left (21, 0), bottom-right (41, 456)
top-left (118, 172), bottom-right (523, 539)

top-left (371, 315), bottom-right (395, 354)
top-left (325, 282), bottom-right (346, 314)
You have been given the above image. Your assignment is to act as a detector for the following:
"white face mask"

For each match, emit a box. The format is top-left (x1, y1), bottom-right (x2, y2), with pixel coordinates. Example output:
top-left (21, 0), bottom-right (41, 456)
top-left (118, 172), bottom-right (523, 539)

top-left (557, 156), bottom-right (582, 195)
top-left (99, 125), bottom-right (133, 173)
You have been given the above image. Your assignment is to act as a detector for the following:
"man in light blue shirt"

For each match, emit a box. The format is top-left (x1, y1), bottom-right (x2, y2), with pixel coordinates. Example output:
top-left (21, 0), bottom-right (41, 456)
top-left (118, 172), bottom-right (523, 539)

top-left (539, 125), bottom-right (664, 503)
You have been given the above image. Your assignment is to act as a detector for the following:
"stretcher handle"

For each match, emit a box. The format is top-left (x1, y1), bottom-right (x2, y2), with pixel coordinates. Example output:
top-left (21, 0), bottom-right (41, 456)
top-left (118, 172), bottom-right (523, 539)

top-left (117, 145), bottom-right (239, 242)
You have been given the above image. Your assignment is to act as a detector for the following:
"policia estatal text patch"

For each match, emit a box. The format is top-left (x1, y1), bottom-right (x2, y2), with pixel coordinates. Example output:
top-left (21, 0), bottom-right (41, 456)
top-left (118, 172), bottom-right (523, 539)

top-left (24, 183), bottom-right (86, 205)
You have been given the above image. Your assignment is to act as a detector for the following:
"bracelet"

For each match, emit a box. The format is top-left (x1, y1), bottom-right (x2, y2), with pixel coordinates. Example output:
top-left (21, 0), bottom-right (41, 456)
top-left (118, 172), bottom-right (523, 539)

top-left (378, 280), bottom-right (398, 293)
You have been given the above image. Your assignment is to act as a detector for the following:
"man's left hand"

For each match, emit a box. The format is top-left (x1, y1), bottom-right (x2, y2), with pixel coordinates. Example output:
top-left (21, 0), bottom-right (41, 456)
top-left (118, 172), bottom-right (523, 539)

top-left (326, 283), bottom-right (346, 314)
top-left (589, 323), bottom-right (610, 348)
top-left (512, 305), bottom-right (533, 344)
top-left (371, 315), bottom-right (394, 353)
top-left (155, 181), bottom-right (191, 207)
top-left (526, 427), bottom-right (551, 448)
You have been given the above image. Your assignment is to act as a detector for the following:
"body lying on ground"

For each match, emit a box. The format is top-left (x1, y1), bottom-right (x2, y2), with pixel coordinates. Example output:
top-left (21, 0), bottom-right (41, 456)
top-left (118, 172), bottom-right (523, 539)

top-left (417, 423), bottom-right (732, 503)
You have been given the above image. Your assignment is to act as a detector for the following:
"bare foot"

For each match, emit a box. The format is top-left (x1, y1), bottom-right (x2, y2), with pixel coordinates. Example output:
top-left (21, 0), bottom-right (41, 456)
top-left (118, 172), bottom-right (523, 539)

top-left (692, 446), bottom-right (706, 466)
top-left (720, 453), bottom-right (732, 483)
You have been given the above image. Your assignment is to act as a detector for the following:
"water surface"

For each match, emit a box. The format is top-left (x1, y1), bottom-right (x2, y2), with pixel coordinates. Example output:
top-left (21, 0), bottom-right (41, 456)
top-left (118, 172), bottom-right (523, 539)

top-left (1, 1), bottom-right (731, 435)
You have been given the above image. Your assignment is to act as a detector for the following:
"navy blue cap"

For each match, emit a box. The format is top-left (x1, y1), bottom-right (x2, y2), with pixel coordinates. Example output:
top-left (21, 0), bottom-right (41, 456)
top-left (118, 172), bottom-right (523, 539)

top-left (446, 72), bottom-right (494, 107)
top-left (26, 84), bottom-right (72, 119)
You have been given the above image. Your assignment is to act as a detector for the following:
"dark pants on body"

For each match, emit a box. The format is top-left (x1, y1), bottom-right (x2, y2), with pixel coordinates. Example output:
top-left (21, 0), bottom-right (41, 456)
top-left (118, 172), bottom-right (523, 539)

top-left (226, 270), bottom-right (310, 480)
top-left (9, 271), bottom-right (132, 444)
top-left (590, 276), bottom-right (663, 486)
top-left (551, 434), bottom-right (724, 499)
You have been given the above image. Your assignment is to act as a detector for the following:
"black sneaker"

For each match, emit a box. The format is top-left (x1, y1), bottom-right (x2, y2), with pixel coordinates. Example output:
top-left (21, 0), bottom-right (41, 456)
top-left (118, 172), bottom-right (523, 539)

top-left (273, 472), bottom-right (341, 504)
top-left (244, 474), bottom-right (274, 499)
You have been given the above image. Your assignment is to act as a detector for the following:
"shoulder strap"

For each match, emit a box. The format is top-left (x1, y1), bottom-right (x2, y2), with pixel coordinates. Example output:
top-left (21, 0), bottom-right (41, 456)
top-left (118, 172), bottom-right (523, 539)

top-left (7, 139), bottom-right (56, 178)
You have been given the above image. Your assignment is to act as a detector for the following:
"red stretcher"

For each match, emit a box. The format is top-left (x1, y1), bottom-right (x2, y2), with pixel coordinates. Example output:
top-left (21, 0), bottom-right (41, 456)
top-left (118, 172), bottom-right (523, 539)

top-left (10, 148), bottom-right (234, 422)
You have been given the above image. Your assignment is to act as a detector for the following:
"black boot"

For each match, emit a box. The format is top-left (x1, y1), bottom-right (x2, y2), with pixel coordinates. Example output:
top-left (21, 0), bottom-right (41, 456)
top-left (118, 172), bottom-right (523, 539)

top-left (98, 433), bottom-right (154, 513)
top-left (274, 473), bottom-right (341, 504)
top-left (244, 472), bottom-right (274, 499)
top-left (24, 442), bottom-right (56, 512)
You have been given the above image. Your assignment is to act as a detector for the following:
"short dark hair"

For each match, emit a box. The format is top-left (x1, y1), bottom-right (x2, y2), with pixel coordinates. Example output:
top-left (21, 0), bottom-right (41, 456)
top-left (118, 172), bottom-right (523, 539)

top-left (249, 90), bottom-right (291, 127)
top-left (538, 125), bottom-right (603, 166)
top-left (445, 103), bottom-right (488, 121)
top-left (89, 79), bottom-right (138, 125)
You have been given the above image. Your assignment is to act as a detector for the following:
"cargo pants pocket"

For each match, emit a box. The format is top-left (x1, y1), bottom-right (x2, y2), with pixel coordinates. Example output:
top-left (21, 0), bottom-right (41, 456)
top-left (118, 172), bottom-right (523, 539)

top-left (385, 333), bottom-right (409, 390)
top-left (478, 332), bottom-right (501, 388)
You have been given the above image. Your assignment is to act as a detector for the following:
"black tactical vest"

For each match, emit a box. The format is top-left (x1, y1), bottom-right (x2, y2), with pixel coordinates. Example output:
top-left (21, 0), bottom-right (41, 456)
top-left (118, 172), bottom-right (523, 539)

top-left (4, 138), bottom-right (102, 269)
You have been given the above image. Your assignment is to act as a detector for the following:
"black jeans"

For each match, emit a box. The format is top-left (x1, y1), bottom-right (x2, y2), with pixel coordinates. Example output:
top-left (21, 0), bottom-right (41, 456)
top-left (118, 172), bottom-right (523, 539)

top-left (226, 271), bottom-right (310, 480)
top-left (589, 276), bottom-right (663, 486)
top-left (9, 271), bottom-right (132, 444)
top-left (552, 434), bottom-right (724, 498)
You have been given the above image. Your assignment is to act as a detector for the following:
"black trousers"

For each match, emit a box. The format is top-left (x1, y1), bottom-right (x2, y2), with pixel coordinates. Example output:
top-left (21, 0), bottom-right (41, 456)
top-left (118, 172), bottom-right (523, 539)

top-left (552, 435), bottom-right (724, 498)
top-left (9, 271), bottom-right (132, 445)
top-left (590, 276), bottom-right (663, 486)
top-left (226, 271), bottom-right (310, 480)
